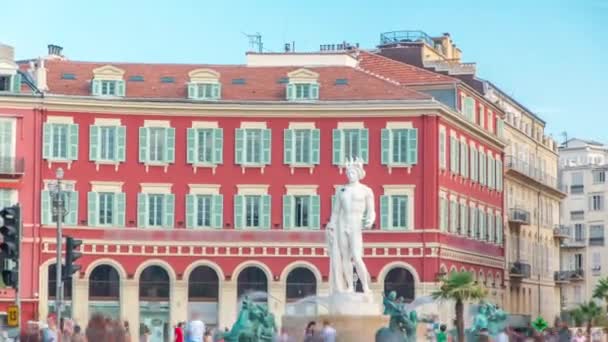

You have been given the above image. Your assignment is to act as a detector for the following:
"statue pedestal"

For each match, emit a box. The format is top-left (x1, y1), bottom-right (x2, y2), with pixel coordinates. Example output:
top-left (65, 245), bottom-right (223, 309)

top-left (282, 314), bottom-right (389, 342)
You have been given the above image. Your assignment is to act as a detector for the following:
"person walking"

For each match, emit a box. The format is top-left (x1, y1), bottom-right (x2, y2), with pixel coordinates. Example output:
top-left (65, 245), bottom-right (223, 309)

top-left (320, 320), bottom-right (336, 342)
top-left (572, 329), bottom-right (586, 342)
top-left (174, 322), bottom-right (185, 342)
top-left (304, 321), bottom-right (316, 342)
top-left (71, 325), bottom-right (86, 342)
top-left (124, 321), bottom-right (131, 342)
top-left (186, 316), bottom-right (205, 342)
top-left (435, 324), bottom-right (447, 342)
top-left (557, 321), bottom-right (572, 342)
top-left (41, 314), bottom-right (58, 342)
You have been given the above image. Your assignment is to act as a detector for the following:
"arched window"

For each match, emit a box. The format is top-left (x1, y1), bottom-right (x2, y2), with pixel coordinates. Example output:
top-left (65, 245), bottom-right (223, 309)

top-left (48, 264), bottom-right (72, 300)
top-left (188, 266), bottom-right (219, 302)
top-left (237, 266), bottom-right (267, 300)
top-left (286, 268), bottom-right (316, 301)
top-left (139, 266), bottom-right (170, 301)
top-left (384, 267), bottom-right (415, 303)
top-left (89, 265), bottom-right (120, 300)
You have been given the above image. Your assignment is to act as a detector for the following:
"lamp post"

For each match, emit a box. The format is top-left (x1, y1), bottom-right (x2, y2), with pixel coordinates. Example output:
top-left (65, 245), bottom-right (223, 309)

top-left (51, 168), bottom-right (68, 324)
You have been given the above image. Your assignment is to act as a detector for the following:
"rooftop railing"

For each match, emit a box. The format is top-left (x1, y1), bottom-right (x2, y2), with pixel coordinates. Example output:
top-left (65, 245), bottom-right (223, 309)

top-left (379, 30), bottom-right (435, 47)
top-left (505, 155), bottom-right (557, 189)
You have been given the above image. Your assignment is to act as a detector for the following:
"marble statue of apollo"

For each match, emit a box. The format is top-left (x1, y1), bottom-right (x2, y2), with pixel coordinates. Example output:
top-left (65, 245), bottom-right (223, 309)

top-left (326, 157), bottom-right (375, 294)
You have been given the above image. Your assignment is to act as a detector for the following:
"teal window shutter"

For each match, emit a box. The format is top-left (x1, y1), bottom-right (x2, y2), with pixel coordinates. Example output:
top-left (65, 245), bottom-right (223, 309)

top-left (89, 125), bottom-right (99, 161)
top-left (116, 126), bottom-right (126, 162)
top-left (116, 80), bottom-right (125, 97)
top-left (212, 83), bottom-right (221, 99)
top-left (261, 195), bottom-right (271, 229)
top-left (43, 123), bottom-right (52, 159)
top-left (359, 128), bottom-right (369, 163)
top-left (310, 195), bottom-right (320, 229)
top-left (282, 195), bottom-right (293, 229)
top-left (163, 194), bottom-right (175, 228)
top-left (496, 160), bottom-right (503, 191)
top-left (449, 137), bottom-right (456, 173)
top-left (212, 195), bottom-right (223, 228)
top-left (186, 128), bottom-right (196, 164)
top-left (404, 196), bottom-right (410, 229)
top-left (137, 193), bottom-right (148, 227)
top-left (311, 129), bottom-right (320, 164)
top-left (67, 191), bottom-right (78, 226)
top-left (235, 128), bottom-right (244, 164)
top-left (213, 128), bottom-right (223, 164)
top-left (165, 127), bottom-right (175, 163)
top-left (284, 129), bottom-right (293, 165)
top-left (380, 195), bottom-right (390, 229)
top-left (41, 190), bottom-right (51, 225)
top-left (310, 83), bottom-right (319, 100)
top-left (262, 128), bottom-right (271, 165)
top-left (185, 194), bottom-right (196, 228)
top-left (114, 192), bottom-right (126, 227)
top-left (11, 73), bottom-right (21, 93)
top-left (286, 84), bottom-right (294, 100)
top-left (91, 80), bottom-right (101, 96)
top-left (407, 129), bottom-right (418, 165)
top-left (234, 195), bottom-right (244, 229)
top-left (187, 83), bottom-right (197, 99)
top-left (68, 124), bottom-right (79, 160)
top-left (138, 127), bottom-right (148, 163)
top-left (332, 129), bottom-right (342, 165)
top-left (87, 192), bottom-right (98, 227)
top-left (381, 129), bottom-right (390, 165)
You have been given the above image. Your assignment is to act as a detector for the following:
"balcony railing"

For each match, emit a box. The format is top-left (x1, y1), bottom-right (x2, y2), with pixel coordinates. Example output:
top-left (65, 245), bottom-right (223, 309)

top-left (508, 208), bottom-right (531, 225)
top-left (570, 185), bottom-right (584, 194)
top-left (505, 155), bottom-right (557, 189)
top-left (553, 225), bottom-right (570, 239)
top-left (555, 269), bottom-right (584, 282)
top-left (0, 157), bottom-right (24, 176)
top-left (589, 237), bottom-right (605, 246)
top-left (562, 234), bottom-right (586, 248)
top-left (509, 262), bottom-right (531, 279)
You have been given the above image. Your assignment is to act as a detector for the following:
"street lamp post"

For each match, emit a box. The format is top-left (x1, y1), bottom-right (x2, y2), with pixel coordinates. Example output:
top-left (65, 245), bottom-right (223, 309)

top-left (51, 168), bottom-right (68, 324)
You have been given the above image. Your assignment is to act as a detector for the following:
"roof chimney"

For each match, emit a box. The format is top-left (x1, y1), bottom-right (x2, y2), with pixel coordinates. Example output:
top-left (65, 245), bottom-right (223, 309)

top-left (47, 44), bottom-right (63, 57)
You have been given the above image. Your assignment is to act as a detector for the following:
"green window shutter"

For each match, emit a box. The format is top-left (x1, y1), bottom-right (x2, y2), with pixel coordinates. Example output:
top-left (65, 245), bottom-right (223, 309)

top-left (43, 123), bottom-right (52, 159)
top-left (89, 125), bottom-right (99, 161)
top-left (116, 80), bottom-right (125, 97)
top-left (114, 192), bottom-right (126, 227)
top-left (67, 191), bottom-right (78, 226)
top-left (163, 194), bottom-right (175, 228)
top-left (310, 195), bottom-right (320, 229)
top-left (165, 127), bottom-right (175, 163)
top-left (262, 129), bottom-right (271, 165)
top-left (41, 190), bottom-right (51, 225)
top-left (404, 196), bottom-right (410, 229)
top-left (311, 129), bottom-right (320, 164)
top-left (11, 73), bottom-right (21, 93)
top-left (91, 80), bottom-right (101, 96)
top-left (213, 128), bottom-right (223, 164)
top-left (187, 83), bottom-right (197, 99)
top-left (87, 192), bottom-right (98, 227)
top-left (310, 83), bottom-right (319, 100)
top-left (212, 83), bottom-right (221, 99)
top-left (235, 128), bottom-right (244, 164)
top-left (460, 141), bottom-right (467, 177)
top-left (496, 160), bottom-right (503, 191)
top-left (68, 124), bottom-right (79, 160)
top-left (380, 195), bottom-right (390, 229)
top-left (137, 193), bottom-right (148, 228)
top-left (116, 126), bottom-right (126, 162)
top-left (283, 129), bottom-right (293, 165)
top-left (185, 194), bottom-right (196, 228)
top-left (138, 127), bottom-right (148, 163)
top-left (407, 129), bottom-right (418, 165)
top-left (261, 195), bottom-right (271, 229)
top-left (332, 129), bottom-right (342, 165)
top-left (381, 129), bottom-right (390, 165)
top-left (186, 128), bottom-right (196, 164)
top-left (286, 84), bottom-right (294, 100)
top-left (234, 195), bottom-right (244, 229)
top-left (359, 128), bottom-right (369, 163)
top-left (450, 137), bottom-right (456, 173)
top-left (497, 119), bottom-right (504, 138)
top-left (439, 199), bottom-right (446, 231)
top-left (282, 195), bottom-right (293, 229)
top-left (212, 195), bottom-right (223, 229)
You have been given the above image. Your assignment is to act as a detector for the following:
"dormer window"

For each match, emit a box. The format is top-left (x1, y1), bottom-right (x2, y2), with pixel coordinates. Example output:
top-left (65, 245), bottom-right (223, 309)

top-left (187, 68), bottom-right (221, 100)
top-left (91, 65), bottom-right (125, 97)
top-left (286, 68), bottom-right (319, 101)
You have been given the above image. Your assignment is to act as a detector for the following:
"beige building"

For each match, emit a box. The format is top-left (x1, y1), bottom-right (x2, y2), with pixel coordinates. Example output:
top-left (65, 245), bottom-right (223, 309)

top-left (484, 83), bottom-right (565, 322)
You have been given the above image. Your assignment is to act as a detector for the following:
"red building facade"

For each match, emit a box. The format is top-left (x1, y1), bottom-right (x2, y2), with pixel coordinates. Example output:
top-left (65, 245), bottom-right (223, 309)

top-left (1, 49), bottom-right (506, 337)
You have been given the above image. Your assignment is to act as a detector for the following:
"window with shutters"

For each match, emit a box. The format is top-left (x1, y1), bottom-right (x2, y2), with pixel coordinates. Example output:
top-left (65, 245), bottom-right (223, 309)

top-left (589, 194), bottom-right (604, 211)
top-left (496, 119), bottom-right (505, 138)
top-left (91, 66), bottom-right (126, 97)
top-left (246, 130), bottom-right (261, 163)
top-left (381, 128), bottom-right (418, 167)
top-left (187, 83), bottom-right (221, 100)
top-left (470, 145), bottom-right (478, 182)
top-left (439, 196), bottom-right (448, 231)
top-left (487, 211), bottom-right (494, 242)
top-left (245, 196), bottom-right (261, 228)
top-left (479, 150), bottom-right (486, 186)
top-left (149, 128), bottom-right (165, 162)
top-left (139, 123), bottom-right (175, 169)
top-left (148, 194), bottom-right (164, 227)
top-left (101, 80), bottom-right (117, 96)
top-left (332, 127), bottom-right (369, 165)
top-left (283, 195), bottom-right (320, 229)
top-left (459, 203), bottom-right (468, 235)
top-left (137, 188), bottom-right (174, 228)
top-left (197, 129), bottom-right (213, 162)
top-left (593, 170), bottom-right (606, 184)
top-left (462, 96), bottom-right (475, 122)
top-left (234, 187), bottom-right (270, 230)
top-left (589, 225), bottom-right (604, 246)
top-left (89, 123), bottom-right (126, 165)
top-left (496, 159), bottom-right (503, 191)
top-left (43, 122), bottom-right (79, 161)
top-left (185, 190), bottom-right (222, 229)
top-left (460, 140), bottom-right (468, 178)
top-left (439, 126), bottom-right (446, 170)
top-left (380, 186), bottom-right (414, 230)
top-left (187, 125), bottom-right (222, 171)
top-left (87, 186), bottom-right (125, 228)
top-left (0, 73), bottom-right (22, 93)
top-left (449, 199), bottom-right (458, 233)
top-left (41, 188), bottom-right (79, 226)
top-left (495, 212), bottom-right (503, 244)
top-left (0, 119), bottom-right (16, 171)
top-left (98, 193), bottom-right (114, 225)
top-left (487, 154), bottom-right (495, 189)
top-left (235, 127), bottom-right (271, 167)
top-left (286, 82), bottom-right (319, 101)
top-left (449, 136), bottom-right (459, 174)
top-left (479, 208), bottom-right (486, 240)
top-left (470, 205), bottom-right (477, 238)
top-left (284, 128), bottom-right (320, 166)
top-left (196, 195), bottom-right (212, 227)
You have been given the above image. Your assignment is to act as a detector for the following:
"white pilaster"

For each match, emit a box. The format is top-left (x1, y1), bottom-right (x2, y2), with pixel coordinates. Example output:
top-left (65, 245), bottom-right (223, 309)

top-left (121, 279), bottom-right (139, 339)
top-left (72, 278), bottom-right (89, 324)
top-left (172, 280), bottom-right (188, 326)
top-left (269, 281), bottom-right (286, 329)
top-left (218, 279), bottom-right (237, 329)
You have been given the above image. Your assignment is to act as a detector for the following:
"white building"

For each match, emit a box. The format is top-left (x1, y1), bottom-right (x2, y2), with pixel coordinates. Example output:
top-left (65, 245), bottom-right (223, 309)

top-left (559, 138), bottom-right (608, 310)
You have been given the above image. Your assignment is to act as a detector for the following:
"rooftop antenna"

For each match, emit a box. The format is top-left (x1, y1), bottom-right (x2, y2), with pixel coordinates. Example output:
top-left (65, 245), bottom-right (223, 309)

top-left (561, 131), bottom-right (568, 147)
top-left (243, 32), bottom-right (263, 53)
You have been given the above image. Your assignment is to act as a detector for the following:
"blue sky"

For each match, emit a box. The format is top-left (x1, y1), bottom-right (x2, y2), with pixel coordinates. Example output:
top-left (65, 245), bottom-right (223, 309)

top-left (3, 0), bottom-right (607, 142)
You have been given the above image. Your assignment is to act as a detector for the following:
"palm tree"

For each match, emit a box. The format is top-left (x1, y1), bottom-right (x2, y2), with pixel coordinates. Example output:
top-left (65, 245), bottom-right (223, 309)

top-left (571, 301), bottom-right (603, 338)
top-left (432, 271), bottom-right (487, 342)
top-left (592, 277), bottom-right (608, 311)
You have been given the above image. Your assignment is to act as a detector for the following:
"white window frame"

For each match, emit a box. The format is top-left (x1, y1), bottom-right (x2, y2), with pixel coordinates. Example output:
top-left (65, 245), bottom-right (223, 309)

top-left (439, 125), bottom-right (447, 170)
top-left (0, 117), bottom-right (17, 159)
top-left (383, 185), bottom-right (415, 230)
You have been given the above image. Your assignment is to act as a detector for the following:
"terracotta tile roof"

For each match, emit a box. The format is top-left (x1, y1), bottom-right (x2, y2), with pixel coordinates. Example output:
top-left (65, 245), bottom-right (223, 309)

top-left (42, 59), bottom-right (430, 101)
top-left (355, 50), bottom-right (459, 86)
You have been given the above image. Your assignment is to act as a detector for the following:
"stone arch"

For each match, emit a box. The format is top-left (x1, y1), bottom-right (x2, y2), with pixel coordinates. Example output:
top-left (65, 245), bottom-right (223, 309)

top-left (232, 260), bottom-right (273, 282)
top-left (279, 261), bottom-right (322, 284)
top-left (84, 258), bottom-right (127, 280)
top-left (88, 264), bottom-right (121, 302)
top-left (377, 261), bottom-right (421, 287)
top-left (439, 264), bottom-right (448, 274)
top-left (134, 259), bottom-right (177, 283)
top-left (183, 260), bottom-right (225, 282)
top-left (449, 265), bottom-right (458, 273)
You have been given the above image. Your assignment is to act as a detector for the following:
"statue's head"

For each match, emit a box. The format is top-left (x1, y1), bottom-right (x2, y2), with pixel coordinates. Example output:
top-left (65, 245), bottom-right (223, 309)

top-left (478, 305), bottom-right (488, 314)
top-left (344, 157), bottom-right (365, 183)
top-left (388, 291), bottom-right (397, 300)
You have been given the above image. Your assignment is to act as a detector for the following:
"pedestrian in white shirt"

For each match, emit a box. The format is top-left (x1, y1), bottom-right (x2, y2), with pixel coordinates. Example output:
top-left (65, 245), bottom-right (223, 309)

top-left (320, 320), bottom-right (336, 342)
top-left (187, 315), bottom-right (205, 342)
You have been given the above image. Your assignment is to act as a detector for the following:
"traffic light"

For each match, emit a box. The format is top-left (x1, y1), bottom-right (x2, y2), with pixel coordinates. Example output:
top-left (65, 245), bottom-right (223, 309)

top-left (63, 236), bottom-right (82, 281)
top-left (0, 205), bottom-right (20, 287)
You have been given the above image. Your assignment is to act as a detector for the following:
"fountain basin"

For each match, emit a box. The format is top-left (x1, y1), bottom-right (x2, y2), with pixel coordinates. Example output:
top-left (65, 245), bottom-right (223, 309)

top-left (282, 314), bottom-right (389, 342)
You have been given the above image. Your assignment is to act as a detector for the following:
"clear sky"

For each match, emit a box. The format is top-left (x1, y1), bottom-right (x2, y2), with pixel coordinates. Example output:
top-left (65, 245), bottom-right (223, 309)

top-left (3, 0), bottom-right (607, 143)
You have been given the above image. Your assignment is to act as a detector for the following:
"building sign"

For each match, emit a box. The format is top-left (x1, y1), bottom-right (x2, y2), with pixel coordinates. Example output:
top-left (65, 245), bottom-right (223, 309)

top-left (7, 305), bottom-right (18, 327)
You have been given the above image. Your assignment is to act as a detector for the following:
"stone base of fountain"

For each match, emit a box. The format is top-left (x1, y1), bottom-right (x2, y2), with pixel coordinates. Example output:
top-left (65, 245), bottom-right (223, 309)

top-left (282, 314), bottom-right (389, 342)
